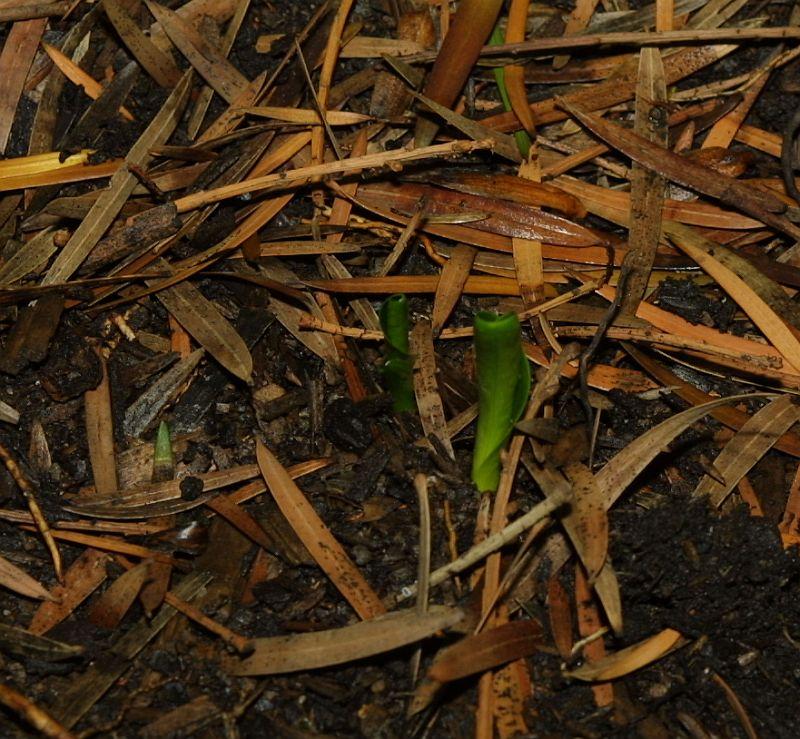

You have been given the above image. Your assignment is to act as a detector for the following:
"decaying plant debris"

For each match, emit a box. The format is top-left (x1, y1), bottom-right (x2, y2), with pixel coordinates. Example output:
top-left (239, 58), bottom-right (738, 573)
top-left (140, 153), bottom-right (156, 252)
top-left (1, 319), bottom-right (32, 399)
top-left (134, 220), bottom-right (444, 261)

top-left (3, 0), bottom-right (800, 736)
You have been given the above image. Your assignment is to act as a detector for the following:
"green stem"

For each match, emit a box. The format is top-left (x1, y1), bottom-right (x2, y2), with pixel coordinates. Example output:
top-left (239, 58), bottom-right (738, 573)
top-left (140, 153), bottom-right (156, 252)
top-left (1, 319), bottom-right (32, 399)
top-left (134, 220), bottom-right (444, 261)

top-left (152, 420), bottom-right (175, 483)
top-left (379, 294), bottom-right (416, 413)
top-left (489, 25), bottom-right (532, 158)
top-left (471, 311), bottom-right (531, 492)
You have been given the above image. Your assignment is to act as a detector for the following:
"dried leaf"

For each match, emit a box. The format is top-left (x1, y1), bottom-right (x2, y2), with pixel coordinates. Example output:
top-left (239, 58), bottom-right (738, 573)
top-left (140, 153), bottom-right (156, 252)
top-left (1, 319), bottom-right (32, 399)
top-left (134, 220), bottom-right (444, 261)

top-left (88, 560), bottom-right (151, 629)
top-left (103, 0), bottom-right (181, 88)
top-left (84, 352), bottom-right (118, 495)
top-left (0, 19), bottom-right (47, 152)
top-left (564, 463), bottom-right (608, 581)
top-left (694, 395), bottom-right (800, 507)
top-left (558, 98), bottom-right (800, 241)
top-left (145, 0), bottom-right (248, 103)
top-left (29, 549), bottom-right (110, 635)
top-left (566, 628), bottom-right (682, 681)
top-left (0, 553), bottom-right (53, 601)
top-left (0, 228), bottom-right (57, 286)
top-left (410, 620), bottom-right (541, 715)
top-left (154, 269), bottom-right (253, 383)
top-left (232, 605), bottom-right (463, 676)
top-left (664, 221), bottom-right (800, 370)
top-left (431, 244), bottom-right (476, 336)
top-left (256, 441), bottom-right (386, 620)
top-left (42, 71), bottom-right (192, 285)
top-left (619, 46), bottom-right (667, 316)
top-left (597, 393), bottom-right (778, 511)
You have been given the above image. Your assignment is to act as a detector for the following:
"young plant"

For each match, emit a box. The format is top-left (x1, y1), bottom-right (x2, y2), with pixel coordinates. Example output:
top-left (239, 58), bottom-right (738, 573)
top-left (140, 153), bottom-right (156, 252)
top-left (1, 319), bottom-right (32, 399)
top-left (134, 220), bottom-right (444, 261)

top-left (471, 311), bottom-right (531, 492)
top-left (151, 420), bottom-right (175, 483)
top-left (379, 294), bottom-right (416, 413)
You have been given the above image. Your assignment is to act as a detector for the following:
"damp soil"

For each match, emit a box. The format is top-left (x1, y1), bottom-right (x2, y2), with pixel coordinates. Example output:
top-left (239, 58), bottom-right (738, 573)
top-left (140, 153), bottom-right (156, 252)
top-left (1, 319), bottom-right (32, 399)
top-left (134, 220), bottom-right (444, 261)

top-left (1, 1), bottom-right (800, 738)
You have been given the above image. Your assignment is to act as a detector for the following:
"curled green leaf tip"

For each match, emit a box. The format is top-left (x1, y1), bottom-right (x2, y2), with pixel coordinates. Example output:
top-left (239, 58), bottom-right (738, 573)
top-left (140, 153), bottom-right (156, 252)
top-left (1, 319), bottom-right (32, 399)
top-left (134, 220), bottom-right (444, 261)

top-left (379, 294), bottom-right (416, 413)
top-left (471, 311), bottom-right (531, 492)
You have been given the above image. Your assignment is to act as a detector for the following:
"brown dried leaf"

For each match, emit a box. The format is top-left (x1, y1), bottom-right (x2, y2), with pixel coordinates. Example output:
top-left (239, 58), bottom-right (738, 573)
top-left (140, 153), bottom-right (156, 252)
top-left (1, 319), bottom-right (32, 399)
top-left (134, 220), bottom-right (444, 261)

top-left (566, 628), bottom-right (683, 681)
top-left (664, 221), bottom-right (800, 371)
top-left (694, 395), bottom-right (800, 507)
top-left (256, 441), bottom-right (386, 620)
top-left (410, 620), bottom-right (542, 715)
top-left (84, 352), bottom-right (118, 495)
top-left (564, 463), bottom-right (608, 582)
top-left (145, 0), bottom-right (248, 103)
top-left (431, 244), bottom-right (476, 337)
top-left (0, 554), bottom-right (54, 601)
top-left (411, 319), bottom-right (454, 458)
top-left (88, 560), bottom-right (151, 629)
top-left (103, 0), bottom-right (181, 88)
top-left (29, 549), bottom-right (109, 635)
top-left (558, 98), bottom-right (800, 241)
top-left (232, 605), bottom-right (463, 676)
top-left (154, 272), bottom-right (253, 383)
top-left (619, 46), bottom-right (667, 316)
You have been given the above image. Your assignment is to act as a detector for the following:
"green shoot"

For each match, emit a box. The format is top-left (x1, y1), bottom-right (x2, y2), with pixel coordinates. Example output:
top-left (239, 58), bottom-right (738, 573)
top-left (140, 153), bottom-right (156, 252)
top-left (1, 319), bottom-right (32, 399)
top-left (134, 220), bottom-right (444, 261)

top-left (152, 420), bottom-right (175, 483)
top-left (379, 294), bottom-right (416, 413)
top-left (471, 311), bottom-right (531, 492)
top-left (489, 25), bottom-right (532, 158)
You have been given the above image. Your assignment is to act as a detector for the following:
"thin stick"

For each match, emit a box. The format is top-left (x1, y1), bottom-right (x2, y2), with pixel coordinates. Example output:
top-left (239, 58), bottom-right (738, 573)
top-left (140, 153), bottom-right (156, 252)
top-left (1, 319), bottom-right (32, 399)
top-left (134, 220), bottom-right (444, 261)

top-left (386, 489), bottom-right (569, 607)
top-left (172, 138), bottom-right (493, 212)
top-left (403, 26), bottom-right (800, 62)
top-left (0, 2), bottom-right (69, 22)
top-left (0, 441), bottom-right (62, 582)
top-left (298, 278), bottom-right (602, 339)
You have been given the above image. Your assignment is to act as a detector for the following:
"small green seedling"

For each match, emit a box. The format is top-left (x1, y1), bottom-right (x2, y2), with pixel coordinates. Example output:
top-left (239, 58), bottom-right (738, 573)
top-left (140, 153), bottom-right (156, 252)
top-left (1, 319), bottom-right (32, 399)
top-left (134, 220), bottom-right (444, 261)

top-left (489, 25), bottom-right (532, 158)
top-left (379, 294), bottom-right (416, 413)
top-left (151, 420), bottom-right (175, 483)
top-left (471, 311), bottom-right (531, 493)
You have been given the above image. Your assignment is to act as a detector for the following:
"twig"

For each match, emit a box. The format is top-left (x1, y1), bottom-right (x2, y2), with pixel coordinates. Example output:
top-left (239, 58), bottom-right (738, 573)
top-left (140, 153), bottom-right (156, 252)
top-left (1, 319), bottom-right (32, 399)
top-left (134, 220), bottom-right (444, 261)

top-left (386, 489), bottom-right (570, 607)
top-left (0, 441), bottom-right (62, 582)
top-left (172, 139), bottom-right (494, 212)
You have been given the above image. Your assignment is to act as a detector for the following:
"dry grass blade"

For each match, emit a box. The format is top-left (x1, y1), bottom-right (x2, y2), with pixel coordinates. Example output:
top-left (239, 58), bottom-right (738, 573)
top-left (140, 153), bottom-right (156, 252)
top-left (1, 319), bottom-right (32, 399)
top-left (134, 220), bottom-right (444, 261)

top-left (566, 628), bottom-right (683, 681)
top-left (28, 549), bottom-right (110, 635)
top-left (0, 19), bottom-right (47, 153)
top-left (102, 0), bottom-right (182, 88)
top-left (153, 268), bottom-right (253, 383)
top-left (231, 605), bottom-right (464, 676)
top-left (42, 70), bottom-right (192, 285)
top-left (410, 620), bottom-right (542, 716)
top-left (558, 98), bottom-right (800, 241)
top-left (41, 42), bottom-right (135, 121)
top-left (0, 683), bottom-right (75, 739)
top-left (0, 554), bottom-right (54, 601)
top-left (597, 393), bottom-right (778, 511)
top-left (564, 462), bottom-right (608, 582)
top-left (665, 221), bottom-right (800, 372)
top-left (431, 244), bottom-right (476, 336)
top-left (694, 395), bottom-right (800, 507)
top-left (619, 47), bottom-right (667, 316)
top-left (411, 319), bottom-right (454, 458)
top-left (256, 441), bottom-right (386, 620)
top-left (144, 0), bottom-right (248, 103)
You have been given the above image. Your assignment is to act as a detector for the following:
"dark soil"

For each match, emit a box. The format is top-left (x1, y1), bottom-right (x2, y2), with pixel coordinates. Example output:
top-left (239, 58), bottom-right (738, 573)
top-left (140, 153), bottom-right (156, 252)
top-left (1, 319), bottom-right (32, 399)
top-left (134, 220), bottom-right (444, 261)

top-left (1, 1), bottom-right (799, 738)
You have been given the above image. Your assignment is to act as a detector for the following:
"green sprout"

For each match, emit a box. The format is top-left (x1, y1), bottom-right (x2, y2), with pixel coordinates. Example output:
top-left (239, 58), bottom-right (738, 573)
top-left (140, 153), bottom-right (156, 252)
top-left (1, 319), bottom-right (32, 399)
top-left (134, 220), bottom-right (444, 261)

top-left (489, 25), bottom-right (532, 158)
top-left (379, 294), bottom-right (416, 413)
top-left (471, 312), bottom-right (531, 492)
top-left (151, 420), bottom-right (175, 483)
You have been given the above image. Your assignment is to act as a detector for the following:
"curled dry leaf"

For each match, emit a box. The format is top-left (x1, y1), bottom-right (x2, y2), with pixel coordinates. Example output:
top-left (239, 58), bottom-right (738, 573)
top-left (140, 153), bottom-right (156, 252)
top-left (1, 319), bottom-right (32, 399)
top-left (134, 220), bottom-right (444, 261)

top-left (566, 628), bottom-right (683, 681)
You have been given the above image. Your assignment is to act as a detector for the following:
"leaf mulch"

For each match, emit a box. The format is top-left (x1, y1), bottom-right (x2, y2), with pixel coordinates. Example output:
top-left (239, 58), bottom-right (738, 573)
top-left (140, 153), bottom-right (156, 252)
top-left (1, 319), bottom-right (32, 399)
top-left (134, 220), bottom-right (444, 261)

top-left (3, 1), bottom-right (800, 737)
